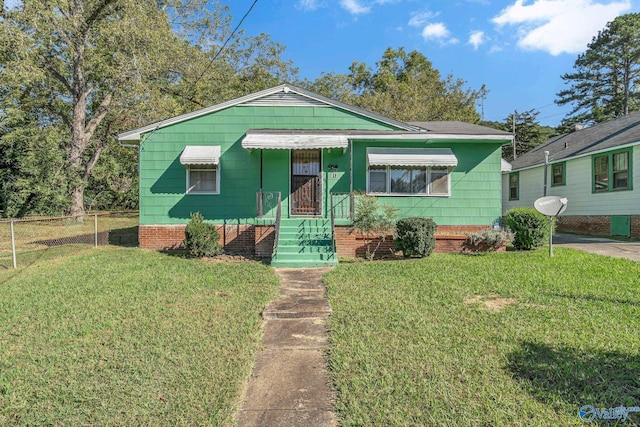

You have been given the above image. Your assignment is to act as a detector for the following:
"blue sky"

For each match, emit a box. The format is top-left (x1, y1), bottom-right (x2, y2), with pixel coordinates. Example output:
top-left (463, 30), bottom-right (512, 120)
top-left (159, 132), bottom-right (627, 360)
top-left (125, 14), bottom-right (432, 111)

top-left (231, 0), bottom-right (639, 126)
top-left (4, 0), bottom-right (638, 126)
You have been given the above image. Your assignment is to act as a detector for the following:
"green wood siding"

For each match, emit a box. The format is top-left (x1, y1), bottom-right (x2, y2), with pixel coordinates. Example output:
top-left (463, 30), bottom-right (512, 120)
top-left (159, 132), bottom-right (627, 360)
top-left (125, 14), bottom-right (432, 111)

top-left (139, 106), bottom-right (397, 225)
top-left (352, 140), bottom-right (504, 226)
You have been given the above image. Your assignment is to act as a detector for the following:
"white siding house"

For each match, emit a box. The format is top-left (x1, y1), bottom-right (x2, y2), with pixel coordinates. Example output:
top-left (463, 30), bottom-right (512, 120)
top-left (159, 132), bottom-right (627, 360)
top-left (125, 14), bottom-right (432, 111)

top-left (502, 113), bottom-right (640, 238)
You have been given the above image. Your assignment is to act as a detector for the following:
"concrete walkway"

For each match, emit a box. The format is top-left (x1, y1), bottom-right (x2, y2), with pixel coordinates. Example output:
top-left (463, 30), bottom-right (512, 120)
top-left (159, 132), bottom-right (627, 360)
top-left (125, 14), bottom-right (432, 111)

top-left (553, 233), bottom-right (640, 261)
top-left (237, 268), bottom-right (337, 427)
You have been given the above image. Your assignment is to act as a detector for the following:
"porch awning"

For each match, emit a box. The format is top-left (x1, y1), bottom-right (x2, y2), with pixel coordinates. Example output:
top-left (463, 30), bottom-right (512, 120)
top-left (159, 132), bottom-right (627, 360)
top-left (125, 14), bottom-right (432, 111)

top-left (242, 133), bottom-right (348, 149)
top-left (367, 148), bottom-right (458, 167)
top-left (179, 145), bottom-right (221, 165)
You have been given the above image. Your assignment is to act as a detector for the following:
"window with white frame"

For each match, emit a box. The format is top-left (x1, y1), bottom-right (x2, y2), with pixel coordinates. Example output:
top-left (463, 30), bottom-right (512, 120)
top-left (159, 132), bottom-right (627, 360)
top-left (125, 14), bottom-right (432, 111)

top-left (367, 165), bottom-right (451, 196)
top-left (180, 145), bottom-right (221, 195)
top-left (187, 166), bottom-right (219, 194)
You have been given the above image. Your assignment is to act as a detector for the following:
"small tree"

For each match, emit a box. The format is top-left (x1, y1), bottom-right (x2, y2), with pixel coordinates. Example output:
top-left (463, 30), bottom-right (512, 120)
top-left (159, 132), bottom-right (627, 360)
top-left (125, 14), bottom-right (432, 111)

top-left (183, 212), bottom-right (222, 257)
top-left (352, 194), bottom-right (397, 260)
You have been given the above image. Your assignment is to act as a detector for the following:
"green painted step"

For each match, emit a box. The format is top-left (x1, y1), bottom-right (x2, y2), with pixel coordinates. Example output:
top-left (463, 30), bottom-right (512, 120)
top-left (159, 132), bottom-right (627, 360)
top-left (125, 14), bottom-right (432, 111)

top-left (272, 218), bottom-right (337, 267)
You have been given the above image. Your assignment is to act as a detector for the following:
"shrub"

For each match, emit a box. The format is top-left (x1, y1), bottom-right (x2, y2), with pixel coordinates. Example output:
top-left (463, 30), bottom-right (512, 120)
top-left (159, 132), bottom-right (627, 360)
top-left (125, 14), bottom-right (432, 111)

top-left (505, 208), bottom-right (553, 250)
top-left (352, 194), bottom-right (398, 260)
top-left (463, 229), bottom-right (514, 253)
top-left (394, 217), bottom-right (437, 258)
top-left (183, 212), bottom-right (222, 257)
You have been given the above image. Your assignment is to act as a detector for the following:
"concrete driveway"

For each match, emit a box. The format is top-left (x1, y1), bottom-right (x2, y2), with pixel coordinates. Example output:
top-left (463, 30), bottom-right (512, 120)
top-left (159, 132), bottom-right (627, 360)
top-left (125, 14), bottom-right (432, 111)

top-left (553, 233), bottom-right (640, 261)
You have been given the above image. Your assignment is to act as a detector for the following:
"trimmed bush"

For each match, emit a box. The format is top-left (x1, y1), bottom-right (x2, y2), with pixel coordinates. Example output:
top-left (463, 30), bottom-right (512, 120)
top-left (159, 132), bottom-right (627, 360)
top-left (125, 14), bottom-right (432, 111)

top-left (183, 212), bottom-right (222, 257)
top-left (463, 229), bottom-right (514, 253)
top-left (394, 217), bottom-right (437, 258)
top-left (505, 208), bottom-right (553, 250)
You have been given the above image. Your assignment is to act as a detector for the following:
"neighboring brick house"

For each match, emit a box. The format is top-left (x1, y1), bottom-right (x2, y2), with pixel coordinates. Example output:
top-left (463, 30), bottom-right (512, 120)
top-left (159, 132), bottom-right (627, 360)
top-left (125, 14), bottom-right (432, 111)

top-left (502, 112), bottom-right (640, 238)
top-left (119, 84), bottom-right (513, 266)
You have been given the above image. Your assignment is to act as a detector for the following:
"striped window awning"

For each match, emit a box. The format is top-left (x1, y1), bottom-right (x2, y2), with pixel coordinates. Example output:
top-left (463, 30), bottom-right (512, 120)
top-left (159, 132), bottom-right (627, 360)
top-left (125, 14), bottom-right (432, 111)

top-left (367, 148), bottom-right (458, 167)
top-left (242, 133), bottom-right (348, 149)
top-left (179, 145), bottom-right (221, 165)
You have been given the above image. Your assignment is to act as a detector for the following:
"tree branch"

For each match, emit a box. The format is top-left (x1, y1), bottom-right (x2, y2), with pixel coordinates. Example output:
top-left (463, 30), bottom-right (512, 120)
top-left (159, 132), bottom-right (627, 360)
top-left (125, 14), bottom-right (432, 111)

top-left (38, 54), bottom-right (73, 93)
top-left (84, 92), bottom-right (113, 138)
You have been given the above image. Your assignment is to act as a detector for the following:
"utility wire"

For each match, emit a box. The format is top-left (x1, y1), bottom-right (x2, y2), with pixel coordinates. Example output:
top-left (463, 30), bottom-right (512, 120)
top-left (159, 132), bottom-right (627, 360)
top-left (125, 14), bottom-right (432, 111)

top-left (185, 0), bottom-right (259, 104)
top-left (136, 0), bottom-right (259, 147)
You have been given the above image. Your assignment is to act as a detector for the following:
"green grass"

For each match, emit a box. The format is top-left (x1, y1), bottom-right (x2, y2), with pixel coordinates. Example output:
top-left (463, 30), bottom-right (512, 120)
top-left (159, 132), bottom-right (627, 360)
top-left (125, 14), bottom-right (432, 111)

top-left (0, 247), bottom-right (280, 426)
top-left (325, 249), bottom-right (640, 426)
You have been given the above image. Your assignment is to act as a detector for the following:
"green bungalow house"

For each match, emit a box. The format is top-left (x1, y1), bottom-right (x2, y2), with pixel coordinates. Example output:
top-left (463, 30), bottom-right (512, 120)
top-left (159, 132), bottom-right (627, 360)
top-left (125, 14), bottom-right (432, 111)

top-left (118, 84), bottom-right (512, 266)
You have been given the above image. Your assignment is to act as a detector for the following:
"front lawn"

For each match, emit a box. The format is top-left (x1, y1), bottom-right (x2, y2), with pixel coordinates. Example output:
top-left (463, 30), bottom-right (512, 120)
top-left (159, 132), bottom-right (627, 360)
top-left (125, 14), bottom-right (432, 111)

top-left (0, 247), bottom-right (280, 425)
top-left (325, 249), bottom-right (640, 426)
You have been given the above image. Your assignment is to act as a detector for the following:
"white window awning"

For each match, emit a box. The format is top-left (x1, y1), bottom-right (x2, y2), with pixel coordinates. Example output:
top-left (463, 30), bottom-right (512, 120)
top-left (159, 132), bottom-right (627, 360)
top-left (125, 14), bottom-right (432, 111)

top-left (180, 145), bottom-right (221, 165)
top-left (242, 133), bottom-right (348, 149)
top-left (367, 148), bottom-right (458, 167)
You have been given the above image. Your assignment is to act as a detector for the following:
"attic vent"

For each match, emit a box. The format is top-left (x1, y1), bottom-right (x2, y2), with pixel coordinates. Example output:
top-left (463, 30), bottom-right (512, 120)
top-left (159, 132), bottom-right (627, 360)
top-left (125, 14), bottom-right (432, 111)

top-left (241, 92), bottom-right (327, 107)
top-left (573, 123), bottom-right (583, 132)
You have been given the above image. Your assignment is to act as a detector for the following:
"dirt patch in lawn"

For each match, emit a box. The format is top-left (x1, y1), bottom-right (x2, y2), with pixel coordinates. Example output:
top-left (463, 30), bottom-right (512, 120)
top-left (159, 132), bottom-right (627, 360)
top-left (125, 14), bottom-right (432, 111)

top-left (465, 293), bottom-right (518, 312)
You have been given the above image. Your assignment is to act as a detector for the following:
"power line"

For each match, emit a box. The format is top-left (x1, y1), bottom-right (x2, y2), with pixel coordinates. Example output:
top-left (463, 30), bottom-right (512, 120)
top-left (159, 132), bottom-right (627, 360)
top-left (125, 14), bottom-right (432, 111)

top-left (185, 0), bottom-right (259, 104)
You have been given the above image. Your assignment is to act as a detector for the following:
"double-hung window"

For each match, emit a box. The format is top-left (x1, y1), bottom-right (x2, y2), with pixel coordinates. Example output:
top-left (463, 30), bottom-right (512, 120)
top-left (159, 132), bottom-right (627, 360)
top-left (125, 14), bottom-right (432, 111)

top-left (366, 148), bottom-right (457, 196)
top-left (551, 162), bottom-right (565, 187)
top-left (180, 145), bottom-right (221, 195)
top-left (592, 149), bottom-right (632, 193)
top-left (509, 172), bottom-right (519, 201)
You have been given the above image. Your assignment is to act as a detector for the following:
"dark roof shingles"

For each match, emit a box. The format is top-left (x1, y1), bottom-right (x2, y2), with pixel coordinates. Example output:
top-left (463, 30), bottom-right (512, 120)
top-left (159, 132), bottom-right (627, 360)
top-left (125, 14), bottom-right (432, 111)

top-left (511, 112), bottom-right (640, 170)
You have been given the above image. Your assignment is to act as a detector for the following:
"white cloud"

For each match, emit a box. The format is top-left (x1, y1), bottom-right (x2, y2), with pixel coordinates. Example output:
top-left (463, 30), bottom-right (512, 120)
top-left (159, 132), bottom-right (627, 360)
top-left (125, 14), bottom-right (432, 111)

top-left (422, 23), bottom-right (449, 39)
top-left (296, 0), bottom-right (325, 11)
top-left (469, 30), bottom-right (486, 49)
top-left (340, 0), bottom-right (371, 15)
top-left (492, 0), bottom-right (631, 55)
top-left (421, 22), bottom-right (459, 44)
top-left (408, 11), bottom-right (435, 27)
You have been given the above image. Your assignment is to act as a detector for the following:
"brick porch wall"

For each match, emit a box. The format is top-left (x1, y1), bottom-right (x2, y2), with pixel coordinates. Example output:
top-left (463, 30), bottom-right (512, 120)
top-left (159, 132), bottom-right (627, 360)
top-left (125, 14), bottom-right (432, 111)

top-left (334, 225), bottom-right (488, 258)
top-left (139, 224), bottom-right (275, 257)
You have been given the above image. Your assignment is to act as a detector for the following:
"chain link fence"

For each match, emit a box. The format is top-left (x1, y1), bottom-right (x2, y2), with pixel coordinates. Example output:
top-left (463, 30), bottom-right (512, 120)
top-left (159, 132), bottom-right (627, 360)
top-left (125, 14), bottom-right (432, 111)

top-left (0, 211), bottom-right (138, 269)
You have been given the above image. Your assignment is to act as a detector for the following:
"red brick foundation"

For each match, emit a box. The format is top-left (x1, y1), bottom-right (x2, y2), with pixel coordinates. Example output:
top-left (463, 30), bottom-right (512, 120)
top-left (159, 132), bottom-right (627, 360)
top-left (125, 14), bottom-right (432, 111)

top-left (556, 215), bottom-right (611, 237)
top-left (139, 224), bottom-right (275, 257)
top-left (140, 224), bottom-right (491, 258)
top-left (632, 216), bottom-right (640, 239)
top-left (556, 215), bottom-right (640, 239)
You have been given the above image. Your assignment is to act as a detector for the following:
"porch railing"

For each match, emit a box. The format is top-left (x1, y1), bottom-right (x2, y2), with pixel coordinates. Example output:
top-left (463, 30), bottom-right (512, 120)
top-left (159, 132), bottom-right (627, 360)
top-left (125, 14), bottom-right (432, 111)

top-left (256, 191), bottom-right (281, 219)
top-left (273, 192), bottom-right (282, 258)
top-left (329, 193), bottom-right (337, 258)
top-left (329, 192), bottom-right (354, 221)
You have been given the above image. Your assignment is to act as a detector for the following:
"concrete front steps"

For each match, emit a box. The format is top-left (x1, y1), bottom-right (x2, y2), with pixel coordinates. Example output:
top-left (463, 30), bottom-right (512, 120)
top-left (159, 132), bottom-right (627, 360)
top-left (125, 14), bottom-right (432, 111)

top-left (271, 218), bottom-right (338, 268)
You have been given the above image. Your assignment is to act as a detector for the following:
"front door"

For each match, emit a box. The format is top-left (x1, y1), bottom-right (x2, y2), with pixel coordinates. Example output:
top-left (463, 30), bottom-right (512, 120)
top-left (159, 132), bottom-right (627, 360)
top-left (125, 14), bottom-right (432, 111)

top-left (291, 150), bottom-right (322, 215)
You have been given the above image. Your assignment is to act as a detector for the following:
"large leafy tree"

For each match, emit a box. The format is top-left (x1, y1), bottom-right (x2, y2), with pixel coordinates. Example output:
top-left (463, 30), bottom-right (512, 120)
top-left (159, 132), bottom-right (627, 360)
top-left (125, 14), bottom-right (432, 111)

top-left (305, 47), bottom-right (481, 123)
top-left (0, 0), bottom-right (296, 217)
top-left (556, 13), bottom-right (640, 126)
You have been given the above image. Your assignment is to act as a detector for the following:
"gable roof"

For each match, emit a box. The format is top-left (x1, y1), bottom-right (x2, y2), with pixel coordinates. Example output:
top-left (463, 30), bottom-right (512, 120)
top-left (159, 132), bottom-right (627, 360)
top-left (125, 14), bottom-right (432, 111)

top-left (117, 84), bottom-right (421, 141)
top-left (410, 121), bottom-right (512, 136)
top-left (510, 111), bottom-right (640, 170)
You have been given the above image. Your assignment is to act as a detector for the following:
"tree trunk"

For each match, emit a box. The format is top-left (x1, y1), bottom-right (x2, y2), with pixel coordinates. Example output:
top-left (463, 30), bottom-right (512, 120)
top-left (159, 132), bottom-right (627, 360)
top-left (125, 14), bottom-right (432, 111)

top-left (69, 185), bottom-right (85, 217)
